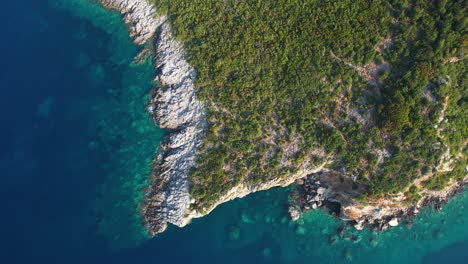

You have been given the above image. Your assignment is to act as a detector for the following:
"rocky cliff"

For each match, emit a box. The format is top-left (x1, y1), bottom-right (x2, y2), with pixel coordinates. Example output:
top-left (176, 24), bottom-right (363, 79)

top-left (98, 0), bottom-right (206, 235)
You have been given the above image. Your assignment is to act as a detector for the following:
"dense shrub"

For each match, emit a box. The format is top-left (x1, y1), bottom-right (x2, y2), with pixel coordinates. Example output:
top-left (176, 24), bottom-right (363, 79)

top-left (150, 0), bottom-right (467, 209)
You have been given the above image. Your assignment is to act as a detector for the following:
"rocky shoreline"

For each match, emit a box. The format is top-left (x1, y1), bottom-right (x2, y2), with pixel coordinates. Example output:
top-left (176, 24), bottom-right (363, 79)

top-left (98, 0), bottom-right (206, 235)
top-left (289, 172), bottom-right (468, 231)
top-left (98, 0), bottom-right (467, 236)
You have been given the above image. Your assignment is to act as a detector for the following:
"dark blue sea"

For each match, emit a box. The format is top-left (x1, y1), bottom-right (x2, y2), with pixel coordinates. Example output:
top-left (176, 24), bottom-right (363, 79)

top-left (1, 1), bottom-right (467, 263)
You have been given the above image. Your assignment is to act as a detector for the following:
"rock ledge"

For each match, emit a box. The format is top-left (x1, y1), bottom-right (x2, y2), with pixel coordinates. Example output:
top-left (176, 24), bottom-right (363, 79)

top-left (98, 0), bottom-right (206, 235)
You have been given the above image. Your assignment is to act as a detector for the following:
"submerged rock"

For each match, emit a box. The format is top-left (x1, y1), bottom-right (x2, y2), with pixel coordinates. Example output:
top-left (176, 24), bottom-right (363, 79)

top-left (337, 225), bottom-right (346, 237)
top-left (295, 225), bottom-right (307, 236)
top-left (227, 225), bottom-right (241, 241)
top-left (370, 238), bottom-right (379, 247)
top-left (351, 234), bottom-right (361, 243)
top-left (343, 248), bottom-right (353, 262)
top-left (36, 97), bottom-right (55, 118)
top-left (241, 212), bottom-right (254, 224)
top-left (262, 247), bottom-right (271, 257)
top-left (404, 220), bottom-right (413, 228)
top-left (328, 235), bottom-right (338, 244)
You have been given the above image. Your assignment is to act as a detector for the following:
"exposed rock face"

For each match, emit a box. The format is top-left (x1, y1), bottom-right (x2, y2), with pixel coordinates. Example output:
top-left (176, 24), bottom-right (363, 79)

top-left (99, 0), bottom-right (163, 45)
top-left (98, 0), bottom-right (206, 235)
top-left (143, 21), bottom-right (206, 234)
top-left (290, 171), bottom-right (467, 231)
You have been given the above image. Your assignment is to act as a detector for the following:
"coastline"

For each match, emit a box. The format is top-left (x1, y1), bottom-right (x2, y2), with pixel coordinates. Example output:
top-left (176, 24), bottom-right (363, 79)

top-left (97, 0), bottom-right (467, 236)
top-left (290, 172), bottom-right (468, 231)
top-left (97, 0), bottom-right (206, 235)
top-left (356, 179), bottom-right (468, 230)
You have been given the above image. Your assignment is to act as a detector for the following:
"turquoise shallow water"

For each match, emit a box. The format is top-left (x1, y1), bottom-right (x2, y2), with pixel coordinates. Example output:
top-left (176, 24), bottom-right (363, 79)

top-left (150, 187), bottom-right (468, 264)
top-left (49, 0), bottom-right (164, 247)
top-left (1, 0), bottom-right (467, 263)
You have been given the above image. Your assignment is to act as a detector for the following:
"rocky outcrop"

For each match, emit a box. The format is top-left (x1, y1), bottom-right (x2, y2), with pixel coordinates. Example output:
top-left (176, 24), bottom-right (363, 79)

top-left (143, 21), bottom-right (206, 235)
top-left (99, 0), bottom-right (163, 45)
top-left (187, 159), bottom-right (331, 220)
top-left (98, 0), bottom-right (206, 235)
top-left (289, 171), bottom-right (467, 231)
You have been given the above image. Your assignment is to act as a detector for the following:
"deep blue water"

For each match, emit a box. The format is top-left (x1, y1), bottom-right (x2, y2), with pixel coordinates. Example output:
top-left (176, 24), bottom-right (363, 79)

top-left (1, 1), bottom-right (467, 263)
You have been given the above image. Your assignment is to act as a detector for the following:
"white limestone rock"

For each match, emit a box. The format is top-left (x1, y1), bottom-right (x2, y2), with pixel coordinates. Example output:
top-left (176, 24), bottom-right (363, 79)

top-left (289, 206), bottom-right (301, 221)
top-left (98, 0), bottom-right (206, 234)
top-left (99, 0), bottom-right (164, 45)
top-left (388, 218), bottom-right (399, 227)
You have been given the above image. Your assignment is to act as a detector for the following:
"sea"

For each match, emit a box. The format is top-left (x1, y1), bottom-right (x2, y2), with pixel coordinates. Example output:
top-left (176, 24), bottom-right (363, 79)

top-left (0, 1), bottom-right (467, 263)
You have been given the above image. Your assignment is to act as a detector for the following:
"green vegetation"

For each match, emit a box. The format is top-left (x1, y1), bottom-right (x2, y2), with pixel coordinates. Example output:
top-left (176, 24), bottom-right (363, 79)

top-left (150, 0), bottom-right (467, 211)
top-left (405, 185), bottom-right (422, 204)
top-left (424, 159), bottom-right (467, 190)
